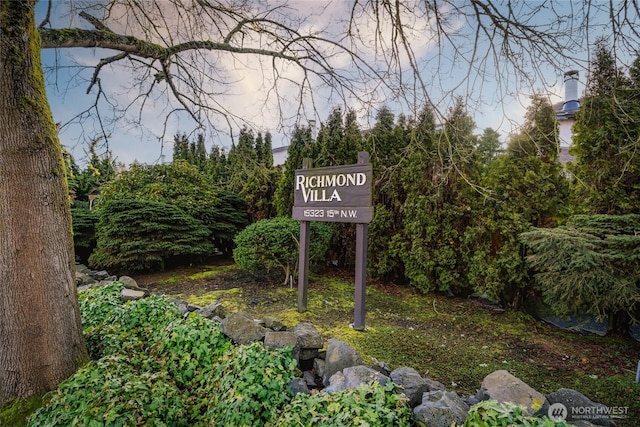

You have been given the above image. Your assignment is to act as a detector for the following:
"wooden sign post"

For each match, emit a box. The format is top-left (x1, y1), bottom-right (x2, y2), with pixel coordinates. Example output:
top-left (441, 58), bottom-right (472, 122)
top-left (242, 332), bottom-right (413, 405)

top-left (293, 152), bottom-right (372, 330)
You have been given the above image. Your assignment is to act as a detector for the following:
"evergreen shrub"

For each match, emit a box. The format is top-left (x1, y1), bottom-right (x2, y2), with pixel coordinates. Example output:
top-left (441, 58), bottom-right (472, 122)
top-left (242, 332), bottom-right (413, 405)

top-left (233, 216), bottom-right (331, 283)
top-left (71, 206), bottom-right (98, 261)
top-left (89, 199), bottom-right (215, 273)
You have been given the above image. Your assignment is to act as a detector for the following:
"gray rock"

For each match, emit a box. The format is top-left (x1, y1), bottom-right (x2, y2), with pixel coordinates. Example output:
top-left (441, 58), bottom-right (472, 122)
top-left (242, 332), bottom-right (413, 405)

top-left (303, 370), bottom-right (317, 386)
top-left (264, 330), bottom-right (300, 361)
top-left (75, 270), bottom-right (97, 287)
top-left (323, 371), bottom-right (346, 393)
top-left (323, 338), bottom-right (363, 386)
top-left (263, 316), bottom-right (286, 331)
top-left (547, 389), bottom-right (616, 426)
top-left (287, 378), bottom-right (310, 396)
top-left (120, 288), bottom-right (147, 301)
top-left (413, 390), bottom-right (469, 427)
top-left (171, 299), bottom-right (190, 317)
top-left (371, 359), bottom-right (392, 376)
top-left (292, 322), bottom-right (324, 349)
top-left (118, 275), bottom-right (139, 289)
top-left (313, 358), bottom-right (326, 379)
top-left (195, 301), bottom-right (226, 319)
top-left (75, 264), bottom-right (93, 275)
top-left (478, 370), bottom-right (547, 416)
top-left (342, 365), bottom-right (389, 389)
top-left (92, 270), bottom-right (111, 280)
top-left (425, 377), bottom-right (446, 392)
top-left (299, 348), bottom-right (319, 361)
top-left (390, 367), bottom-right (429, 408)
top-left (220, 312), bottom-right (268, 345)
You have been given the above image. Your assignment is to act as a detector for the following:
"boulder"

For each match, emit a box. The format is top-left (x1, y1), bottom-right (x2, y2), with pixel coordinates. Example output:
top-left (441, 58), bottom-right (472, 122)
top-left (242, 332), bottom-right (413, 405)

top-left (263, 316), bottom-right (286, 331)
top-left (220, 312), bottom-right (268, 345)
top-left (425, 377), bottom-right (446, 392)
top-left (120, 288), bottom-right (147, 301)
top-left (390, 367), bottom-right (429, 408)
top-left (322, 338), bottom-right (363, 386)
top-left (292, 322), bottom-right (324, 349)
top-left (371, 358), bottom-right (392, 376)
top-left (413, 390), bottom-right (469, 427)
top-left (313, 358), bottom-right (326, 379)
top-left (264, 330), bottom-right (300, 361)
top-left (118, 275), bottom-right (140, 289)
top-left (547, 388), bottom-right (616, 426)
top-left (195, 301), bottom-right (226, 319)
top-left (287, 378), bottom-right (310, 396)
top-left (477, 370), bottom-right (547, 416)
top-left (75, 270), bottom-right (97, 288)
top-left (342, 365), bottom-right (389, 389)
top-left (323, 371), bottom-right (347, 393)
top-left (320, 365), bottom-right (388, 394)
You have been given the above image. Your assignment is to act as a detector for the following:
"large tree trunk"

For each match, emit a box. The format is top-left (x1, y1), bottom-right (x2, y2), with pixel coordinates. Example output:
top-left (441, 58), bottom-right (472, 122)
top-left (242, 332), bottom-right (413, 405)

top-left (0, 1), bottom-right (88, 405)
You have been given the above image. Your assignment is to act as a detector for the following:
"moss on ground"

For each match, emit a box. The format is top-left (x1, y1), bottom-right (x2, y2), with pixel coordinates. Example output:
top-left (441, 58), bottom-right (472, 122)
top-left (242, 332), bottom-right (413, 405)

top-left (166, 269), bottom-right (640, 425)
top-left (0, 395), bottom-right (43, 427)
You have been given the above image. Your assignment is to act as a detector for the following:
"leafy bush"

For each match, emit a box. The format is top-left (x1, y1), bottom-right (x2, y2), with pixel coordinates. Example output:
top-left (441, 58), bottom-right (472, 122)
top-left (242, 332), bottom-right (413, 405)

top-left (233, 216), bottom-right (331, 283)
top-left (79, 283), bottom-right (182, 360)
top-left (274, 381), bottom-right (412, 427)
top-left (32, 285), bottom-right (235, 426)
top-left (206, 341), bottom-right (298, 427)
top-left (89, 199), bottom-right (215, 273)
top-left (155, 314), bottom-right (232, 388)
top-left (28, 355), bottom-right (188, 427)
top-left (461, 400), bottom-right (572, 427)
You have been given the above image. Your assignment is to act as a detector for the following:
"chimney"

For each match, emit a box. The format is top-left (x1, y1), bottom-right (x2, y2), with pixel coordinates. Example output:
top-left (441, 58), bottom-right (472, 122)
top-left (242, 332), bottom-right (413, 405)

top-left (562, 70), bottom-right (580, 114)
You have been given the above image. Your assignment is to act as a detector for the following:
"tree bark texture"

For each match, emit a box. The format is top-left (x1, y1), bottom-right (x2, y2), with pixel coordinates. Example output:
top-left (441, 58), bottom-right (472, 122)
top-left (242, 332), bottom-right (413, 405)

top-left (0, 1), bottom-right (88, 405)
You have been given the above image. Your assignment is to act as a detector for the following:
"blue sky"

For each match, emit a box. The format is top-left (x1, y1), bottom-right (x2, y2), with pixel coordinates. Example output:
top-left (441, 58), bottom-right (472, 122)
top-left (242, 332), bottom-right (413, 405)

top-left (38, 1), bottom-right (629, 168)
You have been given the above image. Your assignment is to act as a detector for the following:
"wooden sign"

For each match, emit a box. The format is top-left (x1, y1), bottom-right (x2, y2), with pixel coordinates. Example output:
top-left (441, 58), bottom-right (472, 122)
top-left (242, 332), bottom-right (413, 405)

top-left (292, 162), bottom-right (373, 223)
top-left (295, 152), bottom-right (372, 330)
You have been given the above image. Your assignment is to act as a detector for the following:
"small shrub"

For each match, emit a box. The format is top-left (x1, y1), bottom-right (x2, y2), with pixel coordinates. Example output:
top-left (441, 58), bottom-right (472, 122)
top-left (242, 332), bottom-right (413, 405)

top-left (274, 381), bottom-right (413, 427)
top-left (462, 400), bottom-right (572, 427)
top-left (233, 216), bottom-right (331, 283)
top-left (206, 341), bottom-right (298, 427)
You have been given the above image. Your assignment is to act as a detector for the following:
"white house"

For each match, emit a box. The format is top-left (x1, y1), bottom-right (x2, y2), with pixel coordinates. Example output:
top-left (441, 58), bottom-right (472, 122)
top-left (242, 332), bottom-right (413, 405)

top-left (554, 70), bottom-right (581, 163)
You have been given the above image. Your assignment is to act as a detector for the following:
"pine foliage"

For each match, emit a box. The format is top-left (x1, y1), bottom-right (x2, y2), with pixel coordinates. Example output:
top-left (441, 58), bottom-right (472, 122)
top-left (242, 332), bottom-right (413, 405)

top-left (520, 214), bottom-right (640, 327)
top-left (71, 207), bottom-right (98, 262)
top-left (89, 199), bottom-right (215, 273)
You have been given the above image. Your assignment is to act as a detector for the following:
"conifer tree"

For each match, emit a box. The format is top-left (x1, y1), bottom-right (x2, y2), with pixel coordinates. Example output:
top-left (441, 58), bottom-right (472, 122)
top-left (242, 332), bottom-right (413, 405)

top-left (476, 127), bottom-right (503, 167)
top-left (274, 125), bottom-right (314, 217)
top-left (399, 98), bottom-right (479, 293)
top-left (570, 40), bottom-right (640, 214)
top-left (470, 94), bottom-right (568, 304)
top-left (227, 127), bottom-right (258, 192)
top-left (263, 132), bottom-right (274, 168)
top-left (313, 108), bottom-right (363, 267)
top-left (173, 133), bottom-right (190, 162)
top-left (365, 106), bottom-right (413, 281)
